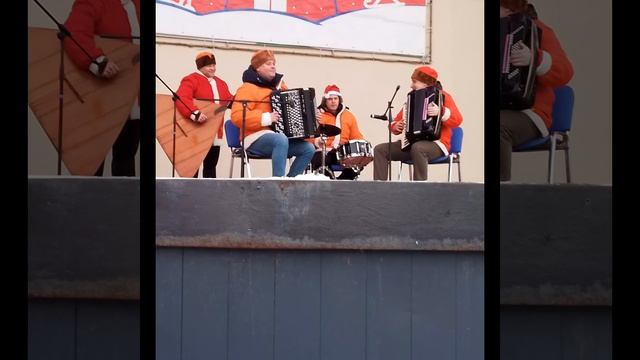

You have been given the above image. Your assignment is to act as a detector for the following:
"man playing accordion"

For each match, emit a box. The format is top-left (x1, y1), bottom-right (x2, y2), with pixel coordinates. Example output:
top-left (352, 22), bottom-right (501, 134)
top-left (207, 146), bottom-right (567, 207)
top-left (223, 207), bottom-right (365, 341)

top-left (373, 66), bottom-right (463, 181)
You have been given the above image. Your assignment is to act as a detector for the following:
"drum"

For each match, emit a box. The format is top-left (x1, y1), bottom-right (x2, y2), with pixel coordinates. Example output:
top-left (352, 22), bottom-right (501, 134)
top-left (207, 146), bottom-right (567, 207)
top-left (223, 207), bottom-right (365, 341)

top-left (336, 140), bottom-right (374, 168)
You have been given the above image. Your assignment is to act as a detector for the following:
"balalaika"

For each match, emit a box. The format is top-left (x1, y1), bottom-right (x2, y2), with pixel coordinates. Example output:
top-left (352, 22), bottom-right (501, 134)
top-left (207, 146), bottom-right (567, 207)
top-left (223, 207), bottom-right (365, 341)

top-left (270, 88), bottom-right (318, 139)
top-left (401, 86), bottom-right (444, 151)
top-left (500, 12), bottom-right (540, 110)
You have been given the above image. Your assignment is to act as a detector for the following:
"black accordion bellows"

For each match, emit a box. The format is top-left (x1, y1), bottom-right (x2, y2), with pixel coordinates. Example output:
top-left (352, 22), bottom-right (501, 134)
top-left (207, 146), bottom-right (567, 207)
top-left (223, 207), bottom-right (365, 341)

top-left (500, 13), bottom-right (540, 110)
top-left (270, 88), bottom-right (318, 139)
top-left (401, 85), bottom-right (444, 151)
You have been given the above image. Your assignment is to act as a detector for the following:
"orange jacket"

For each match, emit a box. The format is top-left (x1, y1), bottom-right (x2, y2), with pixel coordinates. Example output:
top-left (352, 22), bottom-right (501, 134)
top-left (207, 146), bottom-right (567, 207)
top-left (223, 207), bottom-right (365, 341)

top-left (530, 19), bottom-right (574, 129)
top-left (309, 107), bottom-right (364, 149)
top-left (230, 81), bottom-right (287, 139)
top-left (390, 89), bottom-right (462, 152)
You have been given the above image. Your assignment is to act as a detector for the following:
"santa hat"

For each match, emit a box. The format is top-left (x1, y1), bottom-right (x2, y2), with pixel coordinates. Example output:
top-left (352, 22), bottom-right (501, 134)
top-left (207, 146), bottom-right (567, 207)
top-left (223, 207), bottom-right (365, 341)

top-left (251, 49), bottom-right (276, 69)
top-left (411, 66), bottom-right (438, 85)
top-left (324, 84), bottom-right (342, 98)
top-left (195, 51), bottom-right (216, 69)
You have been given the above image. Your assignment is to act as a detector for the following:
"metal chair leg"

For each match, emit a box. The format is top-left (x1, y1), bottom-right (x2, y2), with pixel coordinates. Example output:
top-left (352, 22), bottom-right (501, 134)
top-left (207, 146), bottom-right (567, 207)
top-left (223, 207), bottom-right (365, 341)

top-left (229, 152), bottom-right (236, 178)
top-left (565, 141), bottom-right (571, 183)
top-left (447, 155), bottom-right (453, 182)
top-left (548, 134), bottom-right (557, 184)
top-left (457, 156), bottom-right (462, 182)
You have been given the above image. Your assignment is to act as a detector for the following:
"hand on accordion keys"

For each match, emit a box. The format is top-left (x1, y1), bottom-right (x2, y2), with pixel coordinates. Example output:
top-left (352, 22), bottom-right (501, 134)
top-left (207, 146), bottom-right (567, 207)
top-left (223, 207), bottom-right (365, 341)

top-left (510, 41), bottom-right (532, 67)
top-left (427, 102), bottom-right (440, 117)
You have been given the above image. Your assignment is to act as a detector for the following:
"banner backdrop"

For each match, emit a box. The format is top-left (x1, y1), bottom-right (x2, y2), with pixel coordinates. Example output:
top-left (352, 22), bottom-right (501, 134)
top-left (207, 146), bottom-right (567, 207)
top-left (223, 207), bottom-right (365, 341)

top-left (156, 0), bottom-right (428, 56)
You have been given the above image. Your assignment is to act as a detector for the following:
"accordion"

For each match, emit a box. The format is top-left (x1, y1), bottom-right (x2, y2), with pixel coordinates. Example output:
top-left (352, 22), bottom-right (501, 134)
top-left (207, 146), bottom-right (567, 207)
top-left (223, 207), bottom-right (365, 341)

top-left (500, 13), bottom-right (540, 110)
top-left (401, 86), bottom-right (444, 151)
top-left (270, 88), bottom-right (318, 139)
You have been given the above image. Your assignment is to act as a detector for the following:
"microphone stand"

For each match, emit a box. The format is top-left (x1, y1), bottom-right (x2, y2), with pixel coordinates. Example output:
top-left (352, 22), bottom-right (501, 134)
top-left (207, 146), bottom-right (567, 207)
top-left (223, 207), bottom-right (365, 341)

top-left (32, 0), bottom-right (100, 175)
top-left (371, 85), bottom-right (401, 180)
top-left (155, 73), bottom-right (203, 178)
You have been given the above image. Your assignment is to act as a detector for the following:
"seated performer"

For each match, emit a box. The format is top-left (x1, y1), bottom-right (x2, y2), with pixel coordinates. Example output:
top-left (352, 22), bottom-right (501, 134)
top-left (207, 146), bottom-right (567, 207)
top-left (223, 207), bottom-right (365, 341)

top-left (230, 49), bottom-right (315, 177)
top-left (373, 65), bottom-right (463, 181)
top-left (310, 84), bottom-right (369, 180)
top-left (499, 0), bottom-right (573, 182)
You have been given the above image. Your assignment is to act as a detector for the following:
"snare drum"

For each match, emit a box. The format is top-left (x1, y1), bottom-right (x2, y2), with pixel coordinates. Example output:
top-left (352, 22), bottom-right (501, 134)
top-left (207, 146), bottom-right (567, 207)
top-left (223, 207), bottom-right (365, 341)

top-left (336, 140), bottom-right (374, 168)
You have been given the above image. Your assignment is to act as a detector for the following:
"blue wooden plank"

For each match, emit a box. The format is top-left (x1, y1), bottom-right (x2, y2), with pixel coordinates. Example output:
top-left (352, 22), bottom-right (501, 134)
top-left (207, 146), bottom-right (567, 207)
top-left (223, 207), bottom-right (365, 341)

top-left (76, 300), bottom-right (139, 360)
top-left (366, 253), bottom-right (412, 360)
top-left (227, 251), bottom-right (277, 360)
top-left (411, 253), bottom-right (457, 360)
top-left (320, 252), bottom-right (367, 360)
top-left (501, 306), bottom-right (611, 360)
top-left (274, 252), bottom-right (322, 360)
top-left (156, 248), bottom-right (183, 360)
top-left (28, 300), bottom-right (76, 360)
top-left (181, 249), bottom-right (229, 360)
top-left (456, 254), bottom-right (484, 360)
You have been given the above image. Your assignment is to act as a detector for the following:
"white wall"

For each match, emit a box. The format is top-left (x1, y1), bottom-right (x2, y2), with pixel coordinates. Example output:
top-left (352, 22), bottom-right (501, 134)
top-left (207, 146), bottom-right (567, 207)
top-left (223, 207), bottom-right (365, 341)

top-left (509, 0), bottom-right (612, 184)
top-left (155, 0), bottom-right (485, 182)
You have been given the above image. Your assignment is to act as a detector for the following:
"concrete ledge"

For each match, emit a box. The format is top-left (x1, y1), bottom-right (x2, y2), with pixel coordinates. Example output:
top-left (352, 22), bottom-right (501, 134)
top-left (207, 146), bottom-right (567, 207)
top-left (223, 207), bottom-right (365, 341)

top-left (28, 177), bottom-right (140, 300)
top-left (156, 179), bottom-right (485, 252)
top-left (500, 184), bottom-right (611, 306)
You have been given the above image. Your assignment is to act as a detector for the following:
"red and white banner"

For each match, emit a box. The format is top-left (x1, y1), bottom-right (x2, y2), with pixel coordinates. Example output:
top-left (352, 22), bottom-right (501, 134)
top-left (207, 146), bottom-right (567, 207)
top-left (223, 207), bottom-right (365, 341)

top-left (157, 0), bottom-right (428, 56)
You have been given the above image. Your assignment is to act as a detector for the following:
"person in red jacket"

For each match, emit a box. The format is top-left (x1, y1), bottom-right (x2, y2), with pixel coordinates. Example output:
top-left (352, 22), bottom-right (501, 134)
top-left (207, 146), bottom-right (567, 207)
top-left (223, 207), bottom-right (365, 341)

top-left (500, 0), bottom-right (573, 181)
top-left (310, 84), bottom-right (368, 180)
top-left (176, 51), bottom-right (233, 178)
top-left (63, 0), bottom-right (140, 176)
top-left (373, 66), bottom-right (463, 181)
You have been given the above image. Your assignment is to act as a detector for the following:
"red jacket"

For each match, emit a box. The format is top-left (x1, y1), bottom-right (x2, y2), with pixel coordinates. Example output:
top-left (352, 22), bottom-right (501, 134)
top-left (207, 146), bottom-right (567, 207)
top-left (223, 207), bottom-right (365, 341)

top-left (528, 19), bottom-right (574, 131)
top-left (64, 0), bottom-right (140, 71)
top-left (390, 89), bottom-right (463, 153)
top-left (176, 72), bottom-right (233, 140)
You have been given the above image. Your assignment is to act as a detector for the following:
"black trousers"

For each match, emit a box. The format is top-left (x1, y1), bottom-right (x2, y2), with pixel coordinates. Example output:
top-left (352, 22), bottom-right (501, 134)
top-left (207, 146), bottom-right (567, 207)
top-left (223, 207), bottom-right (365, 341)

top-left (193, 146), bottom-right (221, 178)
top-left (94, 118), bottom-right (140, 177)
top-left (310, 150), bottom-right (358, 180)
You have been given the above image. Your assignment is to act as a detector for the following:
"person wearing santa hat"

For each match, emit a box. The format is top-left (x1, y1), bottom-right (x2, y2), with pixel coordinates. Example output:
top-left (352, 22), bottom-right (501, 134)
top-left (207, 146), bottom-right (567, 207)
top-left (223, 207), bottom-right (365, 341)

top-left (230, 49), bottom-right (315, 177)
top-left (175, 51), bottom-right (233, 178)
top-left (373, 65), bottom-right (463, 181)
top-left (310, 84), bottom-right (367, 180)
top-left (499, 0), bottom-right (573, 181)
top-left (64, 0), bottom-right (140, 176)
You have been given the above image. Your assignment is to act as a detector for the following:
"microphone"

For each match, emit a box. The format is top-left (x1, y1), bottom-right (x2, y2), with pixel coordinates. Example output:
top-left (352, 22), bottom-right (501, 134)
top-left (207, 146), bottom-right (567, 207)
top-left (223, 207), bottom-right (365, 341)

top-left (370, 114), bottom-right (387, 120)
top-left (395, 85), bottom-right (401, 90)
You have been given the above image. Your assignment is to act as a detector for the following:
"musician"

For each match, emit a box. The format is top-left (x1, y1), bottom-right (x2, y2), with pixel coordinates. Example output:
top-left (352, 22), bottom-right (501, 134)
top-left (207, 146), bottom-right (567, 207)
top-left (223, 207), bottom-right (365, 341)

top-left (373, 66), bottom-right (462, 181)
top-left (309, 84), bottom-right (367, 180)
top-left (500, 0), bottom-right (573, 181)
top-left (230, 49), bottom-right (315, 177)
top-left (64, 0), bottom-right (140, 176)
top-left (176, 51), bottom-right (233, 178)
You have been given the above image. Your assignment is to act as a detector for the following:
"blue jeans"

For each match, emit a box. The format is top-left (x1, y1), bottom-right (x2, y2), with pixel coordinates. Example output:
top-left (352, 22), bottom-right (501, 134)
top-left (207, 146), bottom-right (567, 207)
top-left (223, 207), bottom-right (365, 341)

top-left (247, 133), bottom-right (315, 177)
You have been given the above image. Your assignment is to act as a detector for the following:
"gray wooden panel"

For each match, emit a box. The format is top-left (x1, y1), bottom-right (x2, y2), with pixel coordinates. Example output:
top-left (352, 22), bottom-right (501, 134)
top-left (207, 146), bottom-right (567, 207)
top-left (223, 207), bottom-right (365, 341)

top-left (228, 251), bottom-right (276, 360)
top-left (182, 249), bottom-right (229, 360)
top-left (501, 306), bottom-right (611, 360)
top-left (366, 253), bottom-right (412, 360)
top-left (411, 254), bottom-right (457, 360)
top-left (29, 177), bottom-right (139, 299)
top-left (274, 252), bottom-right (322, 360)
top-left (320, 252), bottom-right (367, 360)
top-left (156, 248), bottom-right (183, 360)
top-left (76, 301), bottom-right (139, 360)
top-left (157, 180), bottom-right (484, 251)
top-left (501, 184), bottom-right (611, 305)
top-left (456, 254), bottom-right (484, 360)
top-left (28, 300), bottom-right (76, 360)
